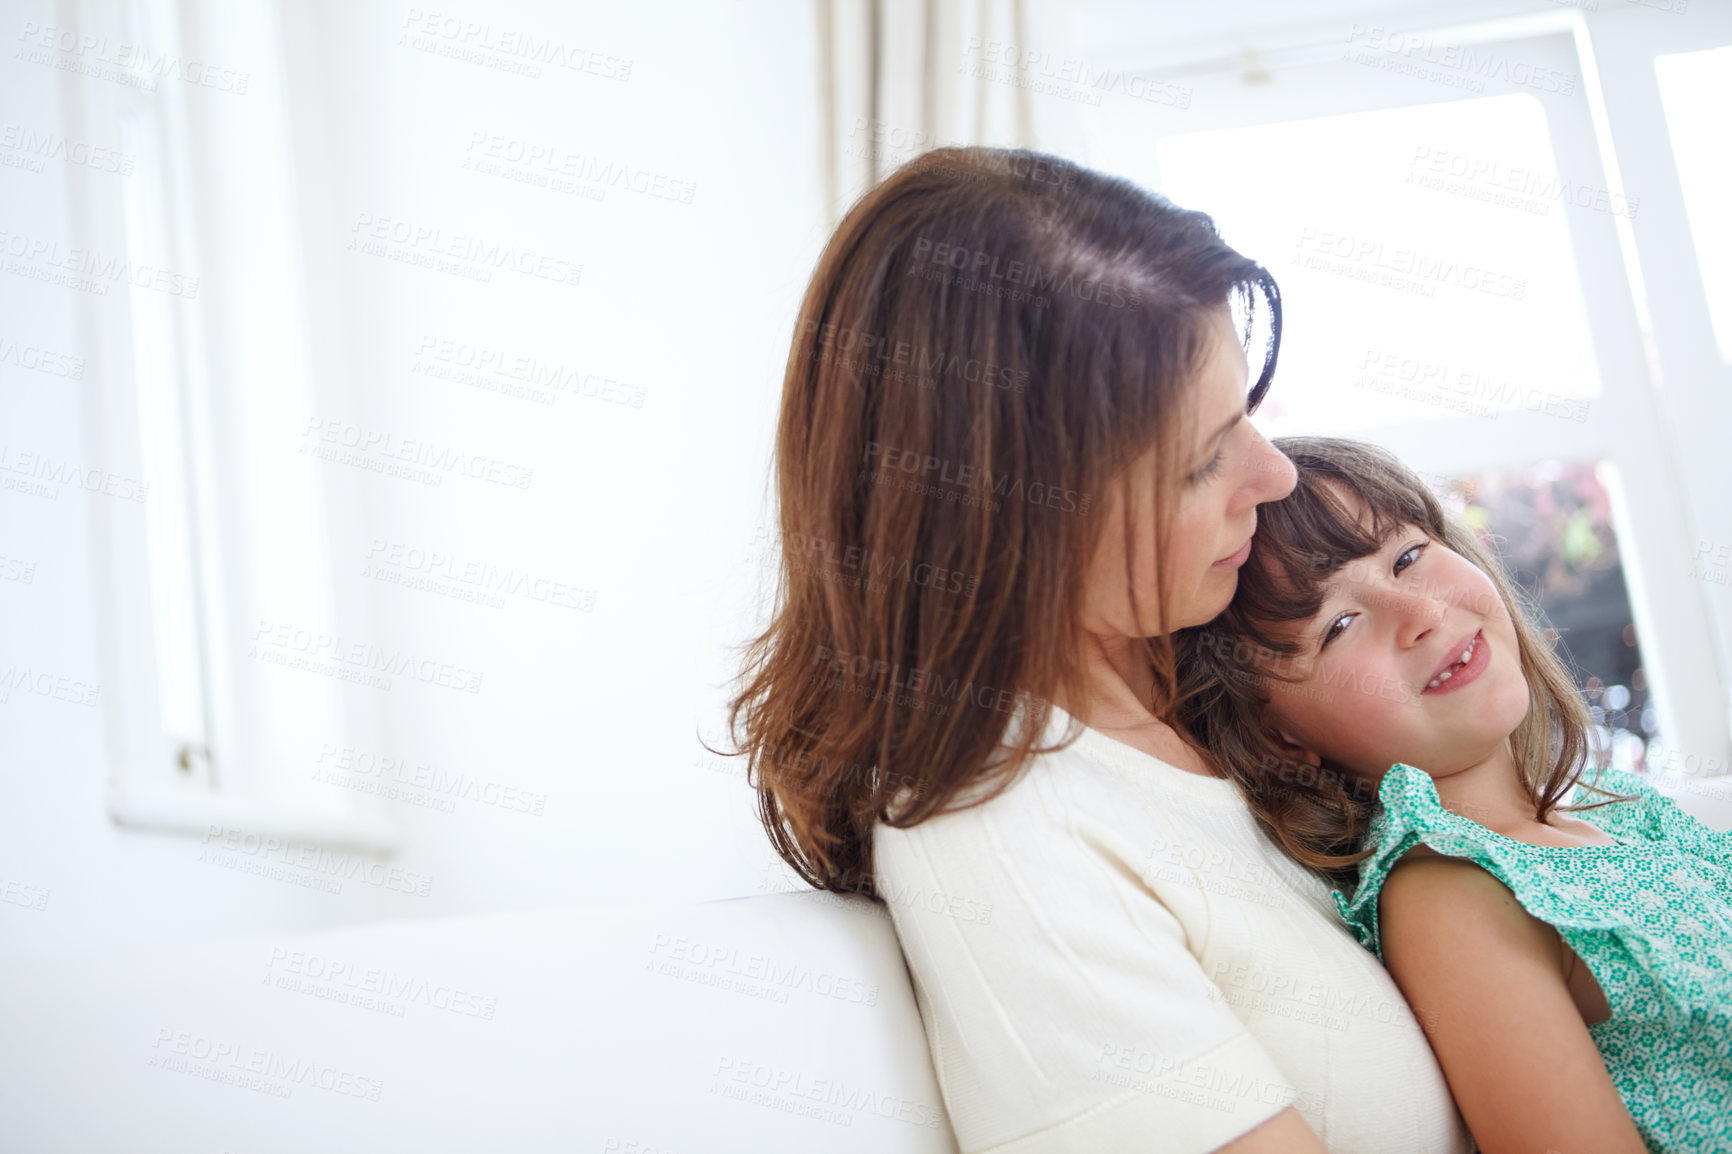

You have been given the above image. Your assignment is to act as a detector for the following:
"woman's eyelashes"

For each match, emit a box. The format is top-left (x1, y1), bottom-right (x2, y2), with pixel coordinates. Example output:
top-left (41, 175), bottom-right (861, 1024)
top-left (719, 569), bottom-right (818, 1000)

top-left (1186, 450), bottom-right (1225, 486)
top-left (1186, 415), bottom-right (1246, 486)
top-left (1316, 540), bottom-right (1430, 651)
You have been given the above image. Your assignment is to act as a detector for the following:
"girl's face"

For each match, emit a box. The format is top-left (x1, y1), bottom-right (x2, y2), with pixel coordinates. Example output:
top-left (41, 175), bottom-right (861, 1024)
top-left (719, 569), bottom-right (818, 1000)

top-left (1080, 307), bottom-right (1297, 639)
top-left (1259, 498), bottom-right (1531, 784)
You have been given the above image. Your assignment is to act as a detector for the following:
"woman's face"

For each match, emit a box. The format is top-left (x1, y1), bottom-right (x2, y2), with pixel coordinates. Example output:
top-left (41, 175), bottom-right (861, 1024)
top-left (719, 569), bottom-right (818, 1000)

top-left (1259, 502), bottom-right (1531, 783)
top-left (1079, 306), bottom-right (1297, 640)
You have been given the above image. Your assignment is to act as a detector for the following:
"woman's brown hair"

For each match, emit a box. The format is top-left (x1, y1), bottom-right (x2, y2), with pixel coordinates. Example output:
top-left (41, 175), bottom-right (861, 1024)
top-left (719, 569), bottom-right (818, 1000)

top-left (711, 146), bottom-right (1283, 894)
top-left (1175, 435), bottom-right (1629, 890)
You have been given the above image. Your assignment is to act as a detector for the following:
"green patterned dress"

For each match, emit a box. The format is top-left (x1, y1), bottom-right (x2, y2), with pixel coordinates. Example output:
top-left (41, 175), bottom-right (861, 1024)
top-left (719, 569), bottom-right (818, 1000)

top-left (1333, 763), bottom-right (1732, 1153)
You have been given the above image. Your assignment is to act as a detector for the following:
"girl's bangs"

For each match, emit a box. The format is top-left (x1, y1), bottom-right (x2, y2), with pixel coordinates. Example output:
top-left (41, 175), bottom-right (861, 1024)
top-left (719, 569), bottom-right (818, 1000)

top-left (1221, 463), bottom-right (1438, 660)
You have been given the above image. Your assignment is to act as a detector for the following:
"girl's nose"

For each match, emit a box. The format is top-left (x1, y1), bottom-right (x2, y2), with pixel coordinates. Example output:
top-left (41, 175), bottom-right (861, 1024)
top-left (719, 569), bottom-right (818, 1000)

top-left (1389, 587), bottom-right (1447, 647)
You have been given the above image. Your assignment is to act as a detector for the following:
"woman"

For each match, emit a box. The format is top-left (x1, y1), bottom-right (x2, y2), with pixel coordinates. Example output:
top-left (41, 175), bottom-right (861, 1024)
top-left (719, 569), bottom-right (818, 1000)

top-left (721, 147), bottom-right (1473, 1153)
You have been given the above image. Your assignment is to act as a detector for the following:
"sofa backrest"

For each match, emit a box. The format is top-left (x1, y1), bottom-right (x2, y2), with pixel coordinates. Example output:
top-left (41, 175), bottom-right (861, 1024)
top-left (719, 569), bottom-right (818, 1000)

top-left (0, 889), bottom-right (959, 1152)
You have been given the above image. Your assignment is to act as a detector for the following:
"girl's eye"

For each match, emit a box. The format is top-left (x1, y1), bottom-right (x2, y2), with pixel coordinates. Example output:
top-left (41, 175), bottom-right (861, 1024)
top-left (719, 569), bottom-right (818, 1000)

top-left (1320, 612), bottom-right (1355, 649)
top-left (1393, 541), bottom-right (1428, 576)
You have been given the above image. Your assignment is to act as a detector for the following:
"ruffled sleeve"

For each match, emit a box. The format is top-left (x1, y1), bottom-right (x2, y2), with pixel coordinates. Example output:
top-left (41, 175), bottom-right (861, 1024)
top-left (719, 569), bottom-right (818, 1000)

top-left (1332, 764), bottom-right (1469, 959)
top-left (1331, 762), bottom-right (1635, 960)
top-left (1330, 762), bottom-right (1732, 1031)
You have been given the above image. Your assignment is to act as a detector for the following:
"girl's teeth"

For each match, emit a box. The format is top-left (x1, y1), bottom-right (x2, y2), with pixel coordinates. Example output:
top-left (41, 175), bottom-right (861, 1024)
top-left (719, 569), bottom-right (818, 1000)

top-left (1427, 634), bottom-right (1479, 689)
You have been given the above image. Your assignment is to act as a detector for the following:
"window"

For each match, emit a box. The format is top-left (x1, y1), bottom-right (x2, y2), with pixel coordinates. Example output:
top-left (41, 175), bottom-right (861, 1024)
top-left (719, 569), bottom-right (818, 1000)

top-left (67, 0), bottom-right (398, 850)
top-left (1655, 45), bottom-right (1732, 362)
top-left (1153, 92), bottom-right (1599, 438)
top-left (1080, 8), bottom-right (1732, 800)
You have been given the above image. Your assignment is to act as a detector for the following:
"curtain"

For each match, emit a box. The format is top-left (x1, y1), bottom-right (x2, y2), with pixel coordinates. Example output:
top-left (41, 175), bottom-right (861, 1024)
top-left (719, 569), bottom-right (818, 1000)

top-left (817, 0), bottom-right (1037, 228)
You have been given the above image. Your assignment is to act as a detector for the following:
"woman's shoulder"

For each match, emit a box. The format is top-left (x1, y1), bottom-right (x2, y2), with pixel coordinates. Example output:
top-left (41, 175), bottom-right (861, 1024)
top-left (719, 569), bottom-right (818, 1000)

top-left (872, 716), bottom-right (1303, 909)
top-left (871, 736), bottom-right (1092, 865)
top-left (883, 710), bottom-right (1238, 830)
top-left (872, 734), bottom-right (1166, 871)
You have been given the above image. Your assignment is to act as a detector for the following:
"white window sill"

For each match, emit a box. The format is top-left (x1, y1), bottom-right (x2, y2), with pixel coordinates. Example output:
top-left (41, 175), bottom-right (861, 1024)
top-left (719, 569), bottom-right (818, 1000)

top-left (107, 784), bottom-right (402, 855)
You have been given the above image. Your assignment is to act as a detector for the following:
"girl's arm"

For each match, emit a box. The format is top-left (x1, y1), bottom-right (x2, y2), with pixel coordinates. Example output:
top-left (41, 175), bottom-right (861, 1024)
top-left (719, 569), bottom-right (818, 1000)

top-left (1208, 1107), bottom-right (1328, 1154)
top-left (1378, 854), bottom-right (1648, 1154)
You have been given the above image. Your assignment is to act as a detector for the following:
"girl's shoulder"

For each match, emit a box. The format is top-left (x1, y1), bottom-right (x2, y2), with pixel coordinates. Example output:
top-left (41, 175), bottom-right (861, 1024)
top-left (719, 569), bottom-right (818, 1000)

top-left (1372, 847), bottom-right (1538, 945)
top-left (1333, 762), bottom-right (1732, 960)
top-left (1567, 764), bottom-right (1732, 868)
top-left (1333, 764), bottom-right (1604, 958)
top-left (1564, 763), bottom-right (1658, 826)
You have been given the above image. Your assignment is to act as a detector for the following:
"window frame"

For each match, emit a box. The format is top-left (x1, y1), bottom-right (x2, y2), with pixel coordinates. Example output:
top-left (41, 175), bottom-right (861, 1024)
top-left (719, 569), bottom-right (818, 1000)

top-left (1079, 4), bottom-right (1732, 808)
top-left (66, 0), bottom-right (400, 852)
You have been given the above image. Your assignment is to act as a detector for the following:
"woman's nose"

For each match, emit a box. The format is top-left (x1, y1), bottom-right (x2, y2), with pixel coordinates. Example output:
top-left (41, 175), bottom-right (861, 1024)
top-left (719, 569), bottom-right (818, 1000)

top-left (1248, 431), bottom-right (1296, 503)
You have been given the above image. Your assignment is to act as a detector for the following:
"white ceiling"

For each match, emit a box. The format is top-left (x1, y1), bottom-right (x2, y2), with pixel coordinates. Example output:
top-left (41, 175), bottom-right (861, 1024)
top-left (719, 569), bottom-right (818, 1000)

top-left (1057, 0), bottom-right (1568, 71)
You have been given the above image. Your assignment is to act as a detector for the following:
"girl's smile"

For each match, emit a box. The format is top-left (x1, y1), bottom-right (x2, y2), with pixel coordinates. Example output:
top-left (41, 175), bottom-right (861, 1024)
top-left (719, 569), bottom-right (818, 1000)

top-left (1421, 628), bottom-right (1487, 694)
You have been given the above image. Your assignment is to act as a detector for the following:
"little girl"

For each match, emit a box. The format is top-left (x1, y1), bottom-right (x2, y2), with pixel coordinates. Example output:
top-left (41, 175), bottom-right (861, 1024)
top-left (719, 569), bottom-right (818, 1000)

top-left (1177, 435), bottom-right (1732, 1154)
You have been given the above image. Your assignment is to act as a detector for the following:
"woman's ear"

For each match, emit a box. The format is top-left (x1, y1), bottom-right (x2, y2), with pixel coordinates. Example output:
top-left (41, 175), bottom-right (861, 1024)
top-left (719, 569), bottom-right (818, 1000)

top-left (1268, 725), bottom-right (1322, 768)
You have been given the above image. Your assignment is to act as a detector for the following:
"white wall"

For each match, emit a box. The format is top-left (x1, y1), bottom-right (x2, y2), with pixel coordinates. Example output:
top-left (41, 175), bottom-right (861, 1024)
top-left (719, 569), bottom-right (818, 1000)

top-left (0, 0), bottom-right (827, 961)
top-left (273, 0), bottom-right (831, 920)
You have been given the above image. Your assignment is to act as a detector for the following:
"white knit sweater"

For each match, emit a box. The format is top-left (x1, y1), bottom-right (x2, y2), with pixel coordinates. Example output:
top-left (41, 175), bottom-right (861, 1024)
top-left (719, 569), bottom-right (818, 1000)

top-left (873, 701), bottom-right (1474, 1154)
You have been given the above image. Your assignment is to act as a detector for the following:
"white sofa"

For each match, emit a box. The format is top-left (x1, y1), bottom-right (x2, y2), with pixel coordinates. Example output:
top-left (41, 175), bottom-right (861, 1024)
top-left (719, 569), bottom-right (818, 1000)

top-left (0, 890), bottom-right (960, 1153)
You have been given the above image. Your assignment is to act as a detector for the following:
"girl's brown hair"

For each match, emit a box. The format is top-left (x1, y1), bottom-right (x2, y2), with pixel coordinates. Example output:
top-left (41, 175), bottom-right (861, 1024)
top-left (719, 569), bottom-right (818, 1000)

top-left (1176, 435), bottom-right (1627, 890)
top-left (713, 146), bottom-right (1282, 894)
